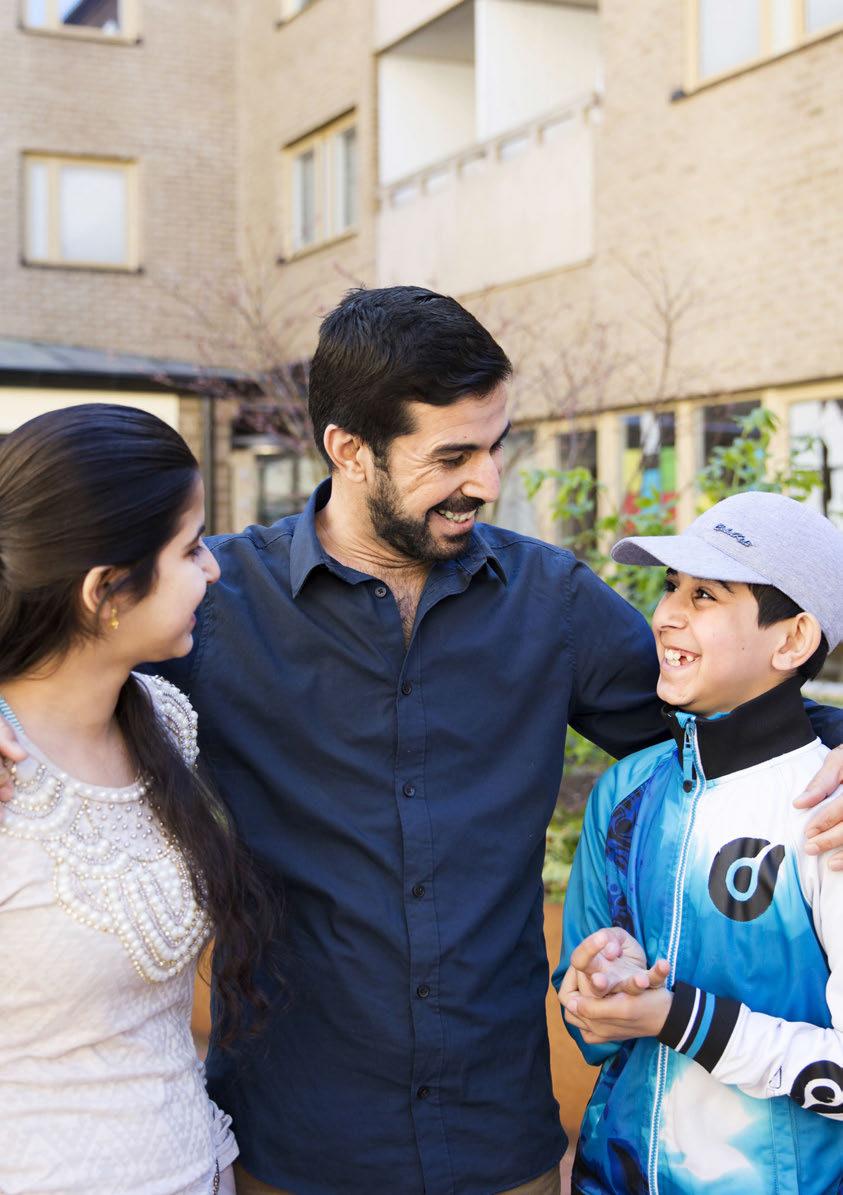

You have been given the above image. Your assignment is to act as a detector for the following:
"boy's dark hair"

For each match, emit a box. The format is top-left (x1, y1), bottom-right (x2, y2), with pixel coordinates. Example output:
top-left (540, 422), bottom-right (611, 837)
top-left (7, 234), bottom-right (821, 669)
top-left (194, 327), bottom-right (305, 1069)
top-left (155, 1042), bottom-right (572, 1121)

top-left (749, 583), bottom-right (829, 680)
top-left (308, 286), bottom-right (512, 466)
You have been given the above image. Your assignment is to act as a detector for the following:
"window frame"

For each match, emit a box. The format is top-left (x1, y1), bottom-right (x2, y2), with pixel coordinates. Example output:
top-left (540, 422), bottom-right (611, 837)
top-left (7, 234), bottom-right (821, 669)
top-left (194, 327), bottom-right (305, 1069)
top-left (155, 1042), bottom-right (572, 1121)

top-left (22, 153), bottom-right (140, 271)
top-left (20, 0), bottom-right (140, 43)
top-left (278, 0), bottom-right (315, 23)
top-left (282, 112), bottom-right (359, 260)
top-left (684, 0), bottom-right (843, 92)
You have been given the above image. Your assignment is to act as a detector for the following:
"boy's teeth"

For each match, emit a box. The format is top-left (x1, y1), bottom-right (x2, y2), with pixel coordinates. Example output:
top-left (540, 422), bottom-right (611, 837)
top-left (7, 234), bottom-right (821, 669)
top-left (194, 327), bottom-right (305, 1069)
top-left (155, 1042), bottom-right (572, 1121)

top-left (665, 648), bottom-right (688, 665)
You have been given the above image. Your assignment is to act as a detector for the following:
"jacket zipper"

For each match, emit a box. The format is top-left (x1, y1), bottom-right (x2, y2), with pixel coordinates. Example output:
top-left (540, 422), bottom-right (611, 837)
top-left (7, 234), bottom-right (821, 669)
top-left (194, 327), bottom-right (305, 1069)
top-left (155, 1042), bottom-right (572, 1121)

top-left (647, 718), bottom-right (706, 1193)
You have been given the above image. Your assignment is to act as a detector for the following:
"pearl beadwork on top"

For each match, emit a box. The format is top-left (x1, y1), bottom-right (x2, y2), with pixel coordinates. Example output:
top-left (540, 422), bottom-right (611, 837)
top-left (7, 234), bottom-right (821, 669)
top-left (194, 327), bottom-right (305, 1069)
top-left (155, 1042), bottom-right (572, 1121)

top-left (0, 674), bottom-right (210, 983)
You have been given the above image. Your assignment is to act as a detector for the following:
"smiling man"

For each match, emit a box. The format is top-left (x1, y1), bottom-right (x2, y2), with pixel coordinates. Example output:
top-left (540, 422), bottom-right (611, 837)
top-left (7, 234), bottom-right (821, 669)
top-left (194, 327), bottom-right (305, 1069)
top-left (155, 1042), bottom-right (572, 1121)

top-left (128, 287), bottom-right (843, 1195)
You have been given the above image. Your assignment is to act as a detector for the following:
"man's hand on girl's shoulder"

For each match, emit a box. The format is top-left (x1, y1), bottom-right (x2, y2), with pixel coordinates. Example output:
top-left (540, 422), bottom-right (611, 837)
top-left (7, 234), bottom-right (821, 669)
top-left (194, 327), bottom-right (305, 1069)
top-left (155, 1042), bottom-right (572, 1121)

top-left (0, 715), bottom-right (27, 802)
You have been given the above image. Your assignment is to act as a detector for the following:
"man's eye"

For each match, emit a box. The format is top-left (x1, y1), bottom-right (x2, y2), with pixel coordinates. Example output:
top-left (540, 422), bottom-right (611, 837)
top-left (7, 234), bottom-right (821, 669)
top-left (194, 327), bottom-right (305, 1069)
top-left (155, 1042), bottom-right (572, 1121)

top-left (442, 455), bottom-right (468, 468)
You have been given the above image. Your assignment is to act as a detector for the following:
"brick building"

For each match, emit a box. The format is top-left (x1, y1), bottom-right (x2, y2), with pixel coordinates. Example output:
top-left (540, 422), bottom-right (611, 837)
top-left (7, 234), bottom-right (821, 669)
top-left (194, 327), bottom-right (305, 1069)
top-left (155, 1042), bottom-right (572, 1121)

top-left (1, 0), bottom-right (842, 541)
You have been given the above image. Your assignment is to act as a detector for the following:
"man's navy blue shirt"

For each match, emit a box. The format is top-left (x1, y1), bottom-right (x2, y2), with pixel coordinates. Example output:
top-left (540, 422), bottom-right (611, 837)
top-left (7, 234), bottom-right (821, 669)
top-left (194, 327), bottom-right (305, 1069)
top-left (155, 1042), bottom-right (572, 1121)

top-left (157, 481), bottom-right (842, 1195)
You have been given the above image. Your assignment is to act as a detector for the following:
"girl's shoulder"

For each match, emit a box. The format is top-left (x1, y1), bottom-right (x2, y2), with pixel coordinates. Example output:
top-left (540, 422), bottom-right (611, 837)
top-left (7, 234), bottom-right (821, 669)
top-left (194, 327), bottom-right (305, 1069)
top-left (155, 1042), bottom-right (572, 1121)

top-left (132, 673), bottom-right (198, 767)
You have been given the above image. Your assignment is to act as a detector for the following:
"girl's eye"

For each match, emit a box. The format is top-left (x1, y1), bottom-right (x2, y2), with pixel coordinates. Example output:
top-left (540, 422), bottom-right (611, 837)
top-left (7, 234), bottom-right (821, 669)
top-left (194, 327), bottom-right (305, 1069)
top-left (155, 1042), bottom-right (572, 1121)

top-left (188, 542), bottom-right (204, 559)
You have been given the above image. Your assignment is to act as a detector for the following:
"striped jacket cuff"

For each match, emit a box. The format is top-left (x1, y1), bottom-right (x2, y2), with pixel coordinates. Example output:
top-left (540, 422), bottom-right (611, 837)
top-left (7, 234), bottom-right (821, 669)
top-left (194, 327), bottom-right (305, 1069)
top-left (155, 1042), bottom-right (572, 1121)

top-left (658, 981), bottom-right (742, 1072)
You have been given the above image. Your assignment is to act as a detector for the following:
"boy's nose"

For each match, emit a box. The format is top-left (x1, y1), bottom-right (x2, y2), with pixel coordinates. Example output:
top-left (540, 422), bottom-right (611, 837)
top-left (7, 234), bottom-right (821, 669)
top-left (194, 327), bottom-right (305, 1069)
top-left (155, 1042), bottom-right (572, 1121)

top-left (654, 594), bottom-right (687, 630)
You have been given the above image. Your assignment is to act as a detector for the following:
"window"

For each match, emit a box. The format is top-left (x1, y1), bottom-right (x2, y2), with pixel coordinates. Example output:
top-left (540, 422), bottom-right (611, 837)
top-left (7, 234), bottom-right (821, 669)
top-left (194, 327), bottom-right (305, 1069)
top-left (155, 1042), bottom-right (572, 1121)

top-left (688, 0), bottom-right (843, 87)
top-left (621, 412), bottom-right (676, 522)
top-left (279, 0), bottom-right (313, 20)
top-left (284, 114), bottom-right (358, 255)
top-left (556, 428), bottom-right (598, 544)
top-left (789, 397), bottom-right (843, 524)
top-left (494, 430), bottom-right (541, 538)
top-left (806, 0), bottom-right (843, 31)
top-left (22, 0), bottom-right (138, 39)
top-left (256, 451), bottom-right (323, 523)
top-left (24, 155), bottom-right (137, 269)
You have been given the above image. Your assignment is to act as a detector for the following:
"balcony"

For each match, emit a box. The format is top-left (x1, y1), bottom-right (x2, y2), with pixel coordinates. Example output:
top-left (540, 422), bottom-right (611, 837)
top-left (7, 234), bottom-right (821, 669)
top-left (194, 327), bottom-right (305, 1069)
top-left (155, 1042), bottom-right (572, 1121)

top-left (375, 0), bottom-right (599, 294)
top-left (376, 93), bottom-right (597, 295)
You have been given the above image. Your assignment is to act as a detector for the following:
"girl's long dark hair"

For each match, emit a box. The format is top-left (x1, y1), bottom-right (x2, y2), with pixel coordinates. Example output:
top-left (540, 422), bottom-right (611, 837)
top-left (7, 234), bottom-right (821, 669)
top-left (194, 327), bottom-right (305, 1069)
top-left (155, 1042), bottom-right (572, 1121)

top-left (0, 403), bottom-right (281, 1043)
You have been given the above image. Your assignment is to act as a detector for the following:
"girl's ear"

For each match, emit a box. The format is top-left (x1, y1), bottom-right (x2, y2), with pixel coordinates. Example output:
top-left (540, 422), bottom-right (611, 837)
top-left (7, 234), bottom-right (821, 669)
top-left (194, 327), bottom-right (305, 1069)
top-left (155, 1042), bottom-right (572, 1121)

top-left (80, 566), bottom-right (127, 625)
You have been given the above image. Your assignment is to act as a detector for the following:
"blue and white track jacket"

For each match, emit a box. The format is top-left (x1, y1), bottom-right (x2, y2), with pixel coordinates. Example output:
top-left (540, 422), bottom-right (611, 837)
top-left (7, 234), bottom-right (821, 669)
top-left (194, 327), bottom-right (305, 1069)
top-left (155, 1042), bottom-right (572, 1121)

top-left (557, 678), bottom-right (843, 1194)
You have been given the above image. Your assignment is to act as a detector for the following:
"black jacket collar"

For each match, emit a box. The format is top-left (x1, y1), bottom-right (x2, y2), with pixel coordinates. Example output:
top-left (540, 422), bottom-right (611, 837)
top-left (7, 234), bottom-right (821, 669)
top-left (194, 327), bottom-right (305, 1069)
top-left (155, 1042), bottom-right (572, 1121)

top-left (662, 677), bottom-right (815, 780)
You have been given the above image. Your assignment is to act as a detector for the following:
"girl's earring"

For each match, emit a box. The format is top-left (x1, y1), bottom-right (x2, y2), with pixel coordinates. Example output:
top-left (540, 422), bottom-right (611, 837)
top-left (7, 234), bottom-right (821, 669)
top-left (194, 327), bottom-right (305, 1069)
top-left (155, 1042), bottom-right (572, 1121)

top-left (109, 606), bottom-right (120, 631)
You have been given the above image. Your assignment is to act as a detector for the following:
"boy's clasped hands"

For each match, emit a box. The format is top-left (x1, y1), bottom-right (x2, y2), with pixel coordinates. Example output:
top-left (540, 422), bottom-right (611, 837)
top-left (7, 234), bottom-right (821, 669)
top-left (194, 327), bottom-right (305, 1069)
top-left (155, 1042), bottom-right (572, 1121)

top-left (559, 927), bottom-right (672, 1045)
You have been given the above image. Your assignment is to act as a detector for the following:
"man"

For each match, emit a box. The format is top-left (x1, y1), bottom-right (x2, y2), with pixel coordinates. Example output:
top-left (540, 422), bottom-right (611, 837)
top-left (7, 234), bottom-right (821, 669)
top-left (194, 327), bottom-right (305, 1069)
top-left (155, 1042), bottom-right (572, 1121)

top-left (2, 287), bottom-right (842, 1194)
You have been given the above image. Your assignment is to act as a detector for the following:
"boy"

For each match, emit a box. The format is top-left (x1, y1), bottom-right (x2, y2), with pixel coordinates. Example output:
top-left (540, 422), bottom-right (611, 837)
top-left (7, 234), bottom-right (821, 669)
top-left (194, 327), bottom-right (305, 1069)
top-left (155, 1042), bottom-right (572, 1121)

top-left (556, 491), bottom-right (843, 1195)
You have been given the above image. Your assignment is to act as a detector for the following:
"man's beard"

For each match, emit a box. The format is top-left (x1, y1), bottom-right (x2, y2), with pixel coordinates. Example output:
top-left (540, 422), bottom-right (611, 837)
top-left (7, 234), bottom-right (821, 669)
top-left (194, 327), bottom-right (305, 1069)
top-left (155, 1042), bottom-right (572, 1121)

top-left (366, 466), bottom-right (482, 564)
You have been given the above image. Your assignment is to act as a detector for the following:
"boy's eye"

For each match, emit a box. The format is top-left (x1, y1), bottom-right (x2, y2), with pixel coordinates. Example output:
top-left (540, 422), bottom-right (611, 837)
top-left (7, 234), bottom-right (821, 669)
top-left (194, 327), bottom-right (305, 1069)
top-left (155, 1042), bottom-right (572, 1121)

top-left (662, 578), bottom-right (676, 593)
top-left (694, 587), bottom-right (715, 601)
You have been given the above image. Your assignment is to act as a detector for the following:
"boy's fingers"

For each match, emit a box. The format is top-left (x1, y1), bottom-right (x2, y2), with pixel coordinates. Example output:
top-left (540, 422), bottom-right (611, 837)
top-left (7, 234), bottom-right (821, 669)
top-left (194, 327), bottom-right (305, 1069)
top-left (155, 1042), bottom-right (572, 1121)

top-left (795, 748), bottom-right (843, 808)
top-left (569, 931), bottom-right (611, 973)
top-left (647, 960), bottom-right (670, 989)
top-left (558, 966), bottom-right (579, 1004)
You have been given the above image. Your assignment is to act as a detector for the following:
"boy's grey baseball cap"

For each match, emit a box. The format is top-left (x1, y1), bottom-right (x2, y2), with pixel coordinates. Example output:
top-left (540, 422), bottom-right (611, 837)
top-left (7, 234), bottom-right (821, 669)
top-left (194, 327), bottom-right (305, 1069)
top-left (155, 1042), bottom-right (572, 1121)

top-left (611, 491), bottom-right (843, 650)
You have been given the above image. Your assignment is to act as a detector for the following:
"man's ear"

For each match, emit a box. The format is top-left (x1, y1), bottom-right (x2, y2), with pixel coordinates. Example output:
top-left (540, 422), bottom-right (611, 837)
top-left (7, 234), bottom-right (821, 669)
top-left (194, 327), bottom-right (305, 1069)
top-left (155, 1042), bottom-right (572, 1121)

top-left (771, 612), bottom-right (822, 674)
top-left (322, 425), bottom-right (372, 483)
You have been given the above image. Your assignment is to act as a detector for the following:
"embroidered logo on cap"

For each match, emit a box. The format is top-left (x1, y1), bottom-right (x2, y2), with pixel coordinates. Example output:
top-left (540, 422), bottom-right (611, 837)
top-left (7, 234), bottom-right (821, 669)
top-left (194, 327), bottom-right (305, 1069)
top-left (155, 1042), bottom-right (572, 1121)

top-left (714, 523), bottom-right (753, 547)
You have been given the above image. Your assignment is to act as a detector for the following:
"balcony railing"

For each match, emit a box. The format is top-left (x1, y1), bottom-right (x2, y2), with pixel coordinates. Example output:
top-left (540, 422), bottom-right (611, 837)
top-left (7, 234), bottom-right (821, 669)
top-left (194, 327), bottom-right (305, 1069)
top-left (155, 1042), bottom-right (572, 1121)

top-left (376, 92), bottom-right (599, 296)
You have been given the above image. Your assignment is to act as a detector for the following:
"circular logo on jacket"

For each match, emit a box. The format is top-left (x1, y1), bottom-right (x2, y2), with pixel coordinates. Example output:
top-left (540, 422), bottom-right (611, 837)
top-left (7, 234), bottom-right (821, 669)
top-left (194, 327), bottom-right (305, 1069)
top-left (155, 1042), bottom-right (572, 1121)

top-left (707, 837), bottom-right (786, 922)
top-left (791, 1061), bottom-right (843, 1113)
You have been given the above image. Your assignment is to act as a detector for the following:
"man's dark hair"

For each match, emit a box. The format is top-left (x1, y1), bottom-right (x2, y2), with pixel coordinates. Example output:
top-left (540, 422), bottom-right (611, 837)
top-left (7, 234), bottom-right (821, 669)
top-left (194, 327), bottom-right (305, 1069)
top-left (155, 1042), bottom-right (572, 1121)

top-left (308, 286), bottom-right (512, 466)
top-left (748, 583), bottom-right (829, 680)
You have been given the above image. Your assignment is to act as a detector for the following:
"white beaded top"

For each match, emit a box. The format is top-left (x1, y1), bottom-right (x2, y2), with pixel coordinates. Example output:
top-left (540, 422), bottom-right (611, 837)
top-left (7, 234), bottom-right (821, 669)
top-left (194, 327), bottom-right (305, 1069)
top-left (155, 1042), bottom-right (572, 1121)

top-left (0, 673), bottom-right (210, 983)
top-left (0, 674), bottom-right (237, 1195)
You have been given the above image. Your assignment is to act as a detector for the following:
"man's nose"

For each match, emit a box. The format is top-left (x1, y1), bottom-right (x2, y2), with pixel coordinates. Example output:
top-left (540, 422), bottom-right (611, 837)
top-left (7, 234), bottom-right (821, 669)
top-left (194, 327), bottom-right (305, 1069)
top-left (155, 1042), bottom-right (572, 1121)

top-left (462, 454), bottom-right (502, 504)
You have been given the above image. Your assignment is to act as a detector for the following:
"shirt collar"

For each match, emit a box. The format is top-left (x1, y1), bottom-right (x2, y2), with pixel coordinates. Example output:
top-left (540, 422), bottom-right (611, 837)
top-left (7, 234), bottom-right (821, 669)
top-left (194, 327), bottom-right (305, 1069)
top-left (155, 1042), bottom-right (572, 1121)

top-left (290, 478), bottom-right (507, 598)
top-left (662, 676), bottom-right (814, 780)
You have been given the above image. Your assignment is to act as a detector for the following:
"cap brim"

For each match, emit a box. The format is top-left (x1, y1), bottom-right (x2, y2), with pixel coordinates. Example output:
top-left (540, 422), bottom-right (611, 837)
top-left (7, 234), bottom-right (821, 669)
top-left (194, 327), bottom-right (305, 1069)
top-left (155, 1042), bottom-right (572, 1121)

top-left (611, 534), bottom-right (772, 584)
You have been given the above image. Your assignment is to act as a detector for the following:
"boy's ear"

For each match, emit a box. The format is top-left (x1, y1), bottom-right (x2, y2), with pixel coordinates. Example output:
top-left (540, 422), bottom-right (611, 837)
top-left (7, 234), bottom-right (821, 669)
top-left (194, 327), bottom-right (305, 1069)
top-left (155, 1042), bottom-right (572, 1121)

top-left (770, 612), bottom-right (822, 674)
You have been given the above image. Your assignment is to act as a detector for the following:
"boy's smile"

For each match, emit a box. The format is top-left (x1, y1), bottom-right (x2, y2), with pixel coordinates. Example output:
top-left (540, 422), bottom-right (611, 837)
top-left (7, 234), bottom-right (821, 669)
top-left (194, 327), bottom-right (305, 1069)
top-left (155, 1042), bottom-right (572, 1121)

top-left (653, 569), bottom-right (789, 717)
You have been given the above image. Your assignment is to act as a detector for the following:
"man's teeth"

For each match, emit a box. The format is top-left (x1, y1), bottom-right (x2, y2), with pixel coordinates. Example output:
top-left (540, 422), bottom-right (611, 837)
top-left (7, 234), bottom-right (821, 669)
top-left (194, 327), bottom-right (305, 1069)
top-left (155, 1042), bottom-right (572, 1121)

top-left (664, 648), bottom-right (694, 666)
top-left (437, 509), bottom-right (473, 523)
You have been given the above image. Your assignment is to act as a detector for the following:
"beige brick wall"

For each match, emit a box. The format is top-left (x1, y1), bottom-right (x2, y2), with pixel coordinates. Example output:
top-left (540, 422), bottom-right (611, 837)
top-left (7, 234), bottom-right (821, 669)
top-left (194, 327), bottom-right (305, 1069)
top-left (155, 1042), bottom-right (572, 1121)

top-left (592, 0), bottom-right (843, 407)
top-left (235, 0), bottom-right (377, 364)
top-left (0, 0), bottom-right (238, 363)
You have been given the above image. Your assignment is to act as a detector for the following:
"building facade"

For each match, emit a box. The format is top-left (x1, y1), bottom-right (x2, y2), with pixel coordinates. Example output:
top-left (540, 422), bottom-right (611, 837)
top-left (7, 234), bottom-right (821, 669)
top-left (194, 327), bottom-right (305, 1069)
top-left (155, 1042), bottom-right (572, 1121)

top-left (1, 0), bottom-right (842, 545)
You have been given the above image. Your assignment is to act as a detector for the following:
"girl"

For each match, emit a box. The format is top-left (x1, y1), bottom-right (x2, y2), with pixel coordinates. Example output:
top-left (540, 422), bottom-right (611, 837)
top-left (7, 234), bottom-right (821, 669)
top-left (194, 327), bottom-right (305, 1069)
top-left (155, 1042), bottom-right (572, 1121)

top-left (0, 404), bottom-right (276, 1194)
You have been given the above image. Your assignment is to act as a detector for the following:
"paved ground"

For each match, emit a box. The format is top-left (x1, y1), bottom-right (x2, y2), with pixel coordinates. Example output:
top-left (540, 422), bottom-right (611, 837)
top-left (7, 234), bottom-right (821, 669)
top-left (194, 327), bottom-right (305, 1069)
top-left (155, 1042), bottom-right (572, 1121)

top-left (560, 1143), bottom-right (575, 1192)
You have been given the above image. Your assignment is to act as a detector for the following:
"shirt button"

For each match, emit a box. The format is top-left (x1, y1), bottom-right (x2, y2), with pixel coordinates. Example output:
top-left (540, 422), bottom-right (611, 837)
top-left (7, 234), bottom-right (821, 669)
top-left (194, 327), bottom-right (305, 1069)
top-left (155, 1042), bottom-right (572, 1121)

top-left (412, 884), bottom-right (425, 898)
top-left (374, 584), bottom-right (388, 598)
top-left (417, 1086), bottom-right (430, 1100)
top-left (417, 984), bottom-right (430, 999)
top-left (682, 780), bottom-right (693, 793)
top-left (403, 782), bottom-right (416, 798)
top-left (401, 680), bottom-right (413, 696)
